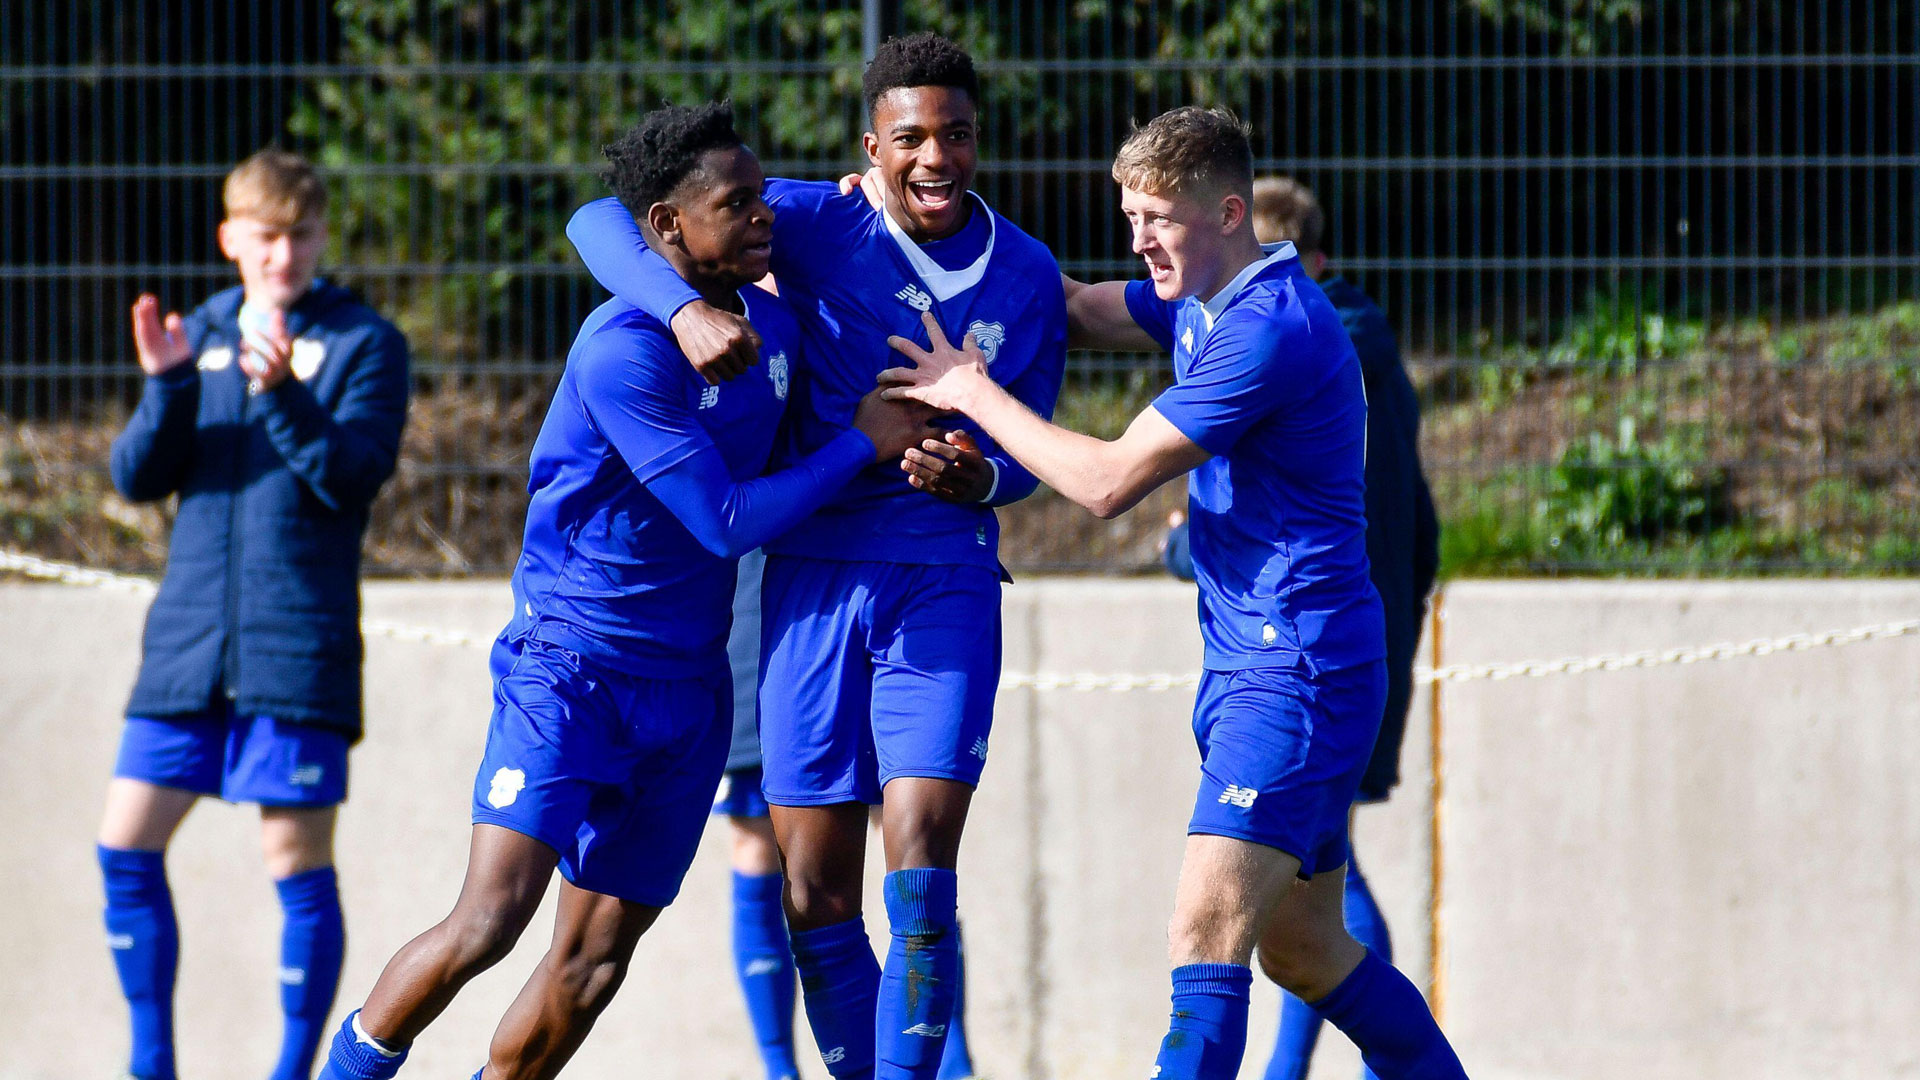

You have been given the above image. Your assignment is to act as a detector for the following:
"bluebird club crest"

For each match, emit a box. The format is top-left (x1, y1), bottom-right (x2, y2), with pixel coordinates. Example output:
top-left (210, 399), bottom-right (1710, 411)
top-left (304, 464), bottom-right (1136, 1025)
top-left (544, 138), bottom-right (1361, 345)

top-left (966, 320), bottom-right (1006, 366)
top-left (768, 350), bottom-right (790, 400)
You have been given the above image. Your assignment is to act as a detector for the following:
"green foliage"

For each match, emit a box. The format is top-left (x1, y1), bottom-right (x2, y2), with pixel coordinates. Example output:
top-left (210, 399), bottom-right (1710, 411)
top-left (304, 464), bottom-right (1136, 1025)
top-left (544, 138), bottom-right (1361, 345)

top-left (1546, 283), bottom-right (1706, 373)
top-left (1535, 418), bottom-right (1728, 552)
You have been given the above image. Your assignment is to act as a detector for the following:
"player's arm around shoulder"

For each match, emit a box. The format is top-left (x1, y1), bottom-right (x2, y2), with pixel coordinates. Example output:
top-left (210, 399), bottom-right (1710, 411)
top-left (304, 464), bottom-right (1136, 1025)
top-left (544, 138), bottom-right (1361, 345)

top-left (1062, 275), bottom-right (1165, 353)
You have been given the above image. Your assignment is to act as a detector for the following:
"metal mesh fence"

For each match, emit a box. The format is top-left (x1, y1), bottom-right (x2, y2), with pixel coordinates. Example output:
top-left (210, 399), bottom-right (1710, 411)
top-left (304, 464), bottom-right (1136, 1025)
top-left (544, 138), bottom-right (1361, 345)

top-left (3, 1), bottom-right (1916, 575)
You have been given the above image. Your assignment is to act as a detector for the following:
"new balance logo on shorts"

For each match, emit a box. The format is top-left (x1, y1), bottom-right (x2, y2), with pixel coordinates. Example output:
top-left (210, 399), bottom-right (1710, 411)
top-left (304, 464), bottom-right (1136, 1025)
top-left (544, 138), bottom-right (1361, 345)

top-left (1218, 784), bottom-right (1259, 808)
top-left (289, 763), bottom-right (325, 787)
top-left (821, 1047), bottom-right (847, 1065)
top-left (970, 738), bottom-right (989, 760)
top-left (895, 284), bottom-right (933, 311)
top-left (902, 1023), bottom-right (947, 1038)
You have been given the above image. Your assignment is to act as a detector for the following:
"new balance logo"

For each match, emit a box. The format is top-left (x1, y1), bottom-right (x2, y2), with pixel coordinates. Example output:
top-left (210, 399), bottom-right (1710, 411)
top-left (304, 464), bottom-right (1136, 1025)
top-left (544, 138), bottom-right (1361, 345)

top-left (970, 738), bottom-right (989, 760)
top-left (1180, 326), bottom-right (1195, 355)
top-left (895, 284), bottom-right (933, 312)
top-left (743, 958), bottom-right (783, 977)
top-left (279, 966), bottom-right (307, 986)
top-left (902, 1023), bottom-right (947, 1038)
top-left (106, 933), bottom-right (135, 950)
top-left (699, 384), bottom-right (721, 409)
top-left (289, 764), bottom-right (325, 787)
top-left (1218, 785), bottom-right (1259, 808)
top-left (821, 1047), bottom-right (847, 1065)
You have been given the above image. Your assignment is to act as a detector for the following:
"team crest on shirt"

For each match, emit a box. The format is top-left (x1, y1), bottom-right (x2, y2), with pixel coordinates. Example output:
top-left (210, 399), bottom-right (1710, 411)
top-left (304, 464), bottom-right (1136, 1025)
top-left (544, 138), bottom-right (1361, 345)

top-left (291, 339), bottom-right (326, 381)
top-left (768, 350), bottom-right (790, 400)
top-left (487, 767), bottom-right (526, 808)
top-left (198, 346), bottom-right (235, 371)
top-left (895, 284), bottom-right (933, 312)
top-left (966, 320), bottom-right (1006, 366)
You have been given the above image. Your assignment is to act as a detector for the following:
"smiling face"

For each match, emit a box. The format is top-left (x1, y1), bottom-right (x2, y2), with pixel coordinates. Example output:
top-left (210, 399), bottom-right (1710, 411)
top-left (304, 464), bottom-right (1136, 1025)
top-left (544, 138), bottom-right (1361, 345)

top-left (217, 214), bottom-right (327, 311)
top-left (863, 85), bottom-right (979, 241)
top-left (1121, 184), bottom-right (1252, 303)
top-left (650, 145), bottom-right (775, 294)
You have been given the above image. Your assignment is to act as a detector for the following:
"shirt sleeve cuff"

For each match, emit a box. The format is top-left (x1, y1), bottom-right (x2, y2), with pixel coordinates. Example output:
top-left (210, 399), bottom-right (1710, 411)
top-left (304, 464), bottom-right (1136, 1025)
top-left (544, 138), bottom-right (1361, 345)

top-left (979, 458), bottom-right (1001, 502)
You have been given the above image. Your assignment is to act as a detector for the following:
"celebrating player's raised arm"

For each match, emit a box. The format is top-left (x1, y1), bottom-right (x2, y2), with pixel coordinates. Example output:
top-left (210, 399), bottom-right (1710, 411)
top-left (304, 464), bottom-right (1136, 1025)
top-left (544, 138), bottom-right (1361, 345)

top-left (882, 311), bottom-right (1205, 518)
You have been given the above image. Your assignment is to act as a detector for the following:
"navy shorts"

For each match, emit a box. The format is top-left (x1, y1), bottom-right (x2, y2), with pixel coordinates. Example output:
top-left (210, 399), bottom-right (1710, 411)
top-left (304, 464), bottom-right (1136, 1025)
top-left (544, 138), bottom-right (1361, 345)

top-left (1186, 660), bottom-right (1387, 878)
top-left (115, 703), bottom-right (349, 807)
top-left (713, 765), bottom-right (772, 819)
top-left (471, 635), bottom-right (731, 907)
top-left (758, 555), bottom-right (1001, 806)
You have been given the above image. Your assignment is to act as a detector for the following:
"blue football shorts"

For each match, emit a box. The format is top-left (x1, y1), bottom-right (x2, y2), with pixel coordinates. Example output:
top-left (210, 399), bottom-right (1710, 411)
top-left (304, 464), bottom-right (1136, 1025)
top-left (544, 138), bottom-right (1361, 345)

top-left (115, 702), bottom-right (349, 807)
top-left (471, 634), bottom-right (731, 907)
top-left (757, 555), bottom-right (1001, 806)
top-left (1186, 660), bottom-right (1387, 878)
top-left (712, 764), bottom-right (772, 819)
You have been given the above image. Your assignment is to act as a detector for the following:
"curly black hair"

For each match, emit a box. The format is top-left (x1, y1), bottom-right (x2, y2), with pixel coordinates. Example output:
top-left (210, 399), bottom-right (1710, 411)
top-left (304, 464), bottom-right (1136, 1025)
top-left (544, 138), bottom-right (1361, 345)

top-left (602, 101), bottom-right (744, 218)
top-left (861, 31), bottom-right (980, 119)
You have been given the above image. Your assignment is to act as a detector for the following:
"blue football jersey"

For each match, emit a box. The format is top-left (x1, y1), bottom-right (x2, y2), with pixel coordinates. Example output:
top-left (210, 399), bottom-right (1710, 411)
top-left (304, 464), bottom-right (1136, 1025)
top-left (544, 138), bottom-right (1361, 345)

top-left (1126, 245), bottom-right (1386, 674)
top-left (507, 286), bottom-right (807, 676)
top-left (569, 183), bottom-right (1068, 570)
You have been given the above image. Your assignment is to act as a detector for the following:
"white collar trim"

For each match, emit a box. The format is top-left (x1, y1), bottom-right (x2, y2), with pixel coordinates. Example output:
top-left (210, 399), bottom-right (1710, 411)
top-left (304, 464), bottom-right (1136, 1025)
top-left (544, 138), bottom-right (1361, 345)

top-left (1200, 241), bottom-right (1295, 328)
top-left (879, 192), bottom-right (997, 302)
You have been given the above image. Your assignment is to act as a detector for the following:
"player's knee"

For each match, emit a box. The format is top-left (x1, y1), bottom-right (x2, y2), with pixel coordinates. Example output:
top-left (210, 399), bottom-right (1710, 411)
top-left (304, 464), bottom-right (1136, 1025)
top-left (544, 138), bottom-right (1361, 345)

top-left (550, 947), bottom-right (632, 1017)
top-left (1256, 926), bottom-right (1349, 999)
top-left (441, 901), bottom-right (532, 972)
top-left (782, 872), bottom-right (860, 928)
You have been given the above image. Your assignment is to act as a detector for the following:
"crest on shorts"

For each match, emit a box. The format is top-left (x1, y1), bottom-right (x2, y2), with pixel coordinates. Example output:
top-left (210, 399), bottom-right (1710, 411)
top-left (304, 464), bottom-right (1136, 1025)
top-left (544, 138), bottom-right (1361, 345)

top-left (966, 320), bottom-right (1006, 366)
top-left (487, 767), bottom-right (526, 808)
top-left (768, 350), bottom-right (790, 400)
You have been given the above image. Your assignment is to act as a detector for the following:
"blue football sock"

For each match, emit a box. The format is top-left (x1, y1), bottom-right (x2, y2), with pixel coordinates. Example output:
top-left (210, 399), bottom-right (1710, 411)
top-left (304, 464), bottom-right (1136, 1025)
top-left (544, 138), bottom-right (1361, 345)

top-left (1152, 963), bottom-right (1253, 1080)
top-left (317, 1011), bottom-right (407, 1080)
top-left (1267, 855), bottom-right (1393, 1080)
top-left (99, 845), bottom-right (179, 1080)
top-left (732, 871), bottom-right (801, 1080)
top-left (789, 916), bottom-right (881, 1080)
top-left (272, 866), bottom-right (347, 1080)
top-left (934, 922), bottom-right (973, 1080)
top-left (1309, 951), bottom-right (1466, 1080)
top-left (875, 869), bottom-right (960, 1079)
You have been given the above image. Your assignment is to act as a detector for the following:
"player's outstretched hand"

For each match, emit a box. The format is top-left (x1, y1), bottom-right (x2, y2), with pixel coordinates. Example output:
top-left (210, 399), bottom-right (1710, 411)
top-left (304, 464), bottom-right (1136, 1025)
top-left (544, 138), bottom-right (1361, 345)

top-left (852, 388), bottom-right (934, 463)
top-left (879, 311), bottom-right (990, 414)
top-left (903, 429), bottom-right (993, 503)
top-left (130, 294), bottom-right (193, 376)
top-left (837, 167), bottom-right (885, 211)
top-left (671, 300), bottom-right (762, 385)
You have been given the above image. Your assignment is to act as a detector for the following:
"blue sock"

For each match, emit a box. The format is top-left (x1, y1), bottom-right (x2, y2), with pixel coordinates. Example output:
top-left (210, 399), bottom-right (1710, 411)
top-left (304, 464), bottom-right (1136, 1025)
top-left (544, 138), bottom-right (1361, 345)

top-left (317, 1011), bottom-right (407, 1080)
top-left (875, 869), bottom-right (960, 1080)
top-left (789, 916), bottom-right (881, 1080)
top-left (732, 871), bottom-right (800, 1080)
top-left (1309, 952), bottom-right (1466, 1080)
top-left (1152, 963), bottom-right (1253, 1080)
top-left (934, 923), bottom-right (973, 1080)
top-left (273, 867), bottom-right (347, 1080)
top-left (99, 845), bottom-right (179, 1080)
top-left (1267, 855), bottom-right (1393, 1080)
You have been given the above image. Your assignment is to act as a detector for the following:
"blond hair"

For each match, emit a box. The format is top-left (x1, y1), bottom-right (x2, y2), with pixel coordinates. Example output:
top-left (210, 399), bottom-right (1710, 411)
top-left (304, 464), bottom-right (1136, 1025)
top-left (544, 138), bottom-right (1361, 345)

top-left (1110, 106), bottom-right (1254, 199)
top-left (1251, 175), bottom-right (1326, 253)
top-left (223, 150), bottom-right (327, 227)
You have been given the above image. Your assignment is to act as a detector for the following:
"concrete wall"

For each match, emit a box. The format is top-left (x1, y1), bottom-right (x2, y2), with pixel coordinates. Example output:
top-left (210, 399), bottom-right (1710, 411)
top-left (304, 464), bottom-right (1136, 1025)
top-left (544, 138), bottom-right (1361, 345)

top-left (2, 578), bottom-right (1916, 1079)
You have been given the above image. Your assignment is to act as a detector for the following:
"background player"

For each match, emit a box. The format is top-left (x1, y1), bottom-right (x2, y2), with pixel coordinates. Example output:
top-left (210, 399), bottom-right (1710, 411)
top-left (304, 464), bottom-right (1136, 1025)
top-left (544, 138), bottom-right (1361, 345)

top-left (318, 103), bottom-right (925, 1080)
top-left (877, 106), bottom-right (1467, 1080)
top-left (566, 32), bottom-right (1064, 1080)
top-left (1158, 175), bottom-right (1441, 1080)
top-left (99, 149), bottom-right (410, 1080)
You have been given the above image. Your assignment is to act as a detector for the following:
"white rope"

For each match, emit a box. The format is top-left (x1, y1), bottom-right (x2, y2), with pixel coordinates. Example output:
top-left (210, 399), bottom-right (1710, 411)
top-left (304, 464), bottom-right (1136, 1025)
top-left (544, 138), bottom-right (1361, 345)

top-left (10, 549), bottom-right (1920, 687)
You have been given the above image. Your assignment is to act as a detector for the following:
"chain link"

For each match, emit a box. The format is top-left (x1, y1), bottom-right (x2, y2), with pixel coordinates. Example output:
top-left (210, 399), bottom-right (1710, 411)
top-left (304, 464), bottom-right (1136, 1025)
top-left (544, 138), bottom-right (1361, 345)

top-left (11, 550), bottom-right (1919, 688)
